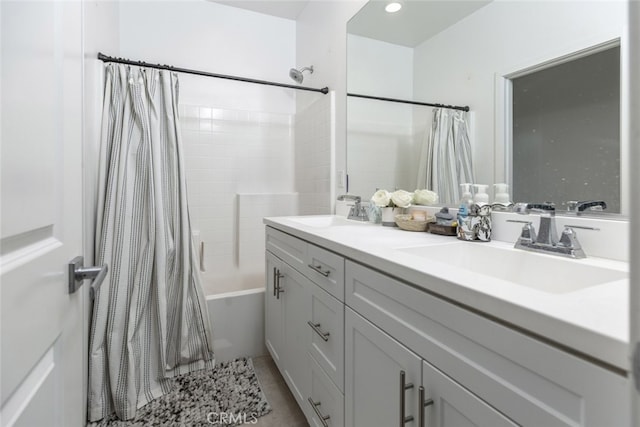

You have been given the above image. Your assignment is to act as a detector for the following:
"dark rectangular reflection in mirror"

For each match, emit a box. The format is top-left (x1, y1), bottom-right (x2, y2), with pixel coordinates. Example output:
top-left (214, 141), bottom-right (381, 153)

top-left (512, 46), bottom-right (620, 213)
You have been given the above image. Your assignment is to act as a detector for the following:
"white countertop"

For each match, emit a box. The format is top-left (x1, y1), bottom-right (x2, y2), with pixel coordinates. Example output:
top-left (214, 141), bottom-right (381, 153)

top-left (264, 215), bottom-right (629, 372)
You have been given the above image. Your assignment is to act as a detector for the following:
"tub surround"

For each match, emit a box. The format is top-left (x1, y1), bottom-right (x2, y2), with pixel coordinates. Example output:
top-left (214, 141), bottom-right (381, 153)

top-left (264, 214), bottom-right (628, 371)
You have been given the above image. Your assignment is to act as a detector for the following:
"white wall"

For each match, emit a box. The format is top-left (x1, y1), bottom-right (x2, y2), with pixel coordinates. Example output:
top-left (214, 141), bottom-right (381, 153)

top-left (296, 0), bottom-right (369, 209)
top-left (119, 0), bottom-right (296, 113)
top-left (414, 0), bottom-right (628, 189)
top-left (346, 34), bottom-right (416, 198)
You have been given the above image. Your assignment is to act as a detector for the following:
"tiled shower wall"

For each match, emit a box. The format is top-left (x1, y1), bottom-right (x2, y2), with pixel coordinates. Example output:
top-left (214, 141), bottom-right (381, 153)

top-left (180, 104), bottom-right (296, 296)
top-left (295, 93), bottom-right (334, 215)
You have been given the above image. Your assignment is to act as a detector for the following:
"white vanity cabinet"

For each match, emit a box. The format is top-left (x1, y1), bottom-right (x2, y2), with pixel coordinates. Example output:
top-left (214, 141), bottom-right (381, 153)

top-left (264, 224), bottom-right (629, 427)
top-left (265, 252), bottom-right (284, 367)
top-left (345, 307), bottom-right (422, 427)
top-left (345, 259), bottom-right (629, 427)
top-left (265, 227), bottom-right (345, 426)
top-left (265, 251), bottom-right (311, 405)
top-left (345, 307), bottom-right (517, 427)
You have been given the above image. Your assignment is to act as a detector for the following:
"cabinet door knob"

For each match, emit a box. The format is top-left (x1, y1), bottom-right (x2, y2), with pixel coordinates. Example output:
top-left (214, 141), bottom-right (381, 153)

top-left (308, 398), bottom-right (331, 427)
top-left (400, 370), bottom-right (415, 425)
top-left (307, 321), bottom-right (330, 341)
top-left (418, 386), bottom-right (434, 427)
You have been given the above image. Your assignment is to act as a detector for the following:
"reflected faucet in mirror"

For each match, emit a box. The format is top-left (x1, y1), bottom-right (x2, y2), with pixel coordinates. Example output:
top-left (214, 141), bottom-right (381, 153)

top-left (337, 194), bottom-right (369, 222)
top-left (567, 200), bottom-right (607, 215)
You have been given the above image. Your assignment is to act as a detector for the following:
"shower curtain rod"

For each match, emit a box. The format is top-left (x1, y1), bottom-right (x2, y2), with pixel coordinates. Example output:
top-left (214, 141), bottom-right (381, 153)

top-left (97, 53), bottom-right (329, 94)
top-left (348, 92), bottom-right (469, 112)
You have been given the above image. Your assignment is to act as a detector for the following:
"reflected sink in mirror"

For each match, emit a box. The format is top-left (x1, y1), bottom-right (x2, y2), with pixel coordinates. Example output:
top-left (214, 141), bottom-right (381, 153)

top-left (397, 243), bottom-right (627, 294)
top-left (286, 215), bottom-right (367, 228)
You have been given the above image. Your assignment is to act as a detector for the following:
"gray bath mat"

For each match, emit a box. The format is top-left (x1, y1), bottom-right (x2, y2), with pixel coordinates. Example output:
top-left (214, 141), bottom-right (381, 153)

top-left (90, 357), bottom-right (272, 426)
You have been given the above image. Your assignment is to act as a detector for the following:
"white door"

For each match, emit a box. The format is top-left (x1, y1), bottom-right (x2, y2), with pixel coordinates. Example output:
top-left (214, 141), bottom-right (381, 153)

top-left (631, 1), bottom-right (640, 425)
top-left (1, 1), bottom-right (85, 426)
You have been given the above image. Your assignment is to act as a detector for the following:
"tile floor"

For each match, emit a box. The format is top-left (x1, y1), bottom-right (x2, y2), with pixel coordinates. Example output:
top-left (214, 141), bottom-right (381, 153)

top-left (244, 355), bottom-right (309, 427)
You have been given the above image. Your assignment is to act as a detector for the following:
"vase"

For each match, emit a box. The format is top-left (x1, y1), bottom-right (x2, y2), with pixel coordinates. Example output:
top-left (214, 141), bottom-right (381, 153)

top-left (381, 207), bottom-right (403, 227)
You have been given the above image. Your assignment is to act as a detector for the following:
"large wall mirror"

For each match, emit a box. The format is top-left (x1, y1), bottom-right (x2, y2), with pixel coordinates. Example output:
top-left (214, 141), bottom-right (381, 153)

top-left (347, 0), bottom-right (628, 215)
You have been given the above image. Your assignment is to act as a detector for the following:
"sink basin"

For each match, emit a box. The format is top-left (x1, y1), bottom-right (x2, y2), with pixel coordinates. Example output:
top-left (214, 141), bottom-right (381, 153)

top-left (397, 243), bottom-right (627, 294)
top-left (287, 215), bottom-right (366, 228)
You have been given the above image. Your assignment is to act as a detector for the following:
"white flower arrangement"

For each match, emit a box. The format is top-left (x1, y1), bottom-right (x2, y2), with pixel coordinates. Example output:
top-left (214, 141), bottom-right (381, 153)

top-left (413, 189), bottom-right (439, 206)
top-left (370, 189), bottom-right (413, 208)
top-left (370, 189), bottom-right (391, 207)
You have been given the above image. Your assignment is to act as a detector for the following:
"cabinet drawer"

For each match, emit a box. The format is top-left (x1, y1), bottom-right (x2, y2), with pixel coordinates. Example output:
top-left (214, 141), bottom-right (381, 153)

top-left (306, 244), bottom-right (344, 301)
top-left (307, 353), bottom-right (344, 427)
top-left (266, 227), bottom-right (307, 273)
top-left (345, 260), bottom-right (628, 427)
top-left (308, 284), bottom-right (344, 392)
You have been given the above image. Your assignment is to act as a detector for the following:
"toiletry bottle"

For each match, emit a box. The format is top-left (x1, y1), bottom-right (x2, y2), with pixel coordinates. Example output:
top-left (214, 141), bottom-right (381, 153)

top-left (492, 183), bottom-right (513, 211)
top-left (494, 183), bottom-right (510, 204)
top-left (471, 184), bottom-right (492, 241)
top-left (473, 184), bottom-right (489, 204)
top-left (457, 183), bottom-right (474, 241)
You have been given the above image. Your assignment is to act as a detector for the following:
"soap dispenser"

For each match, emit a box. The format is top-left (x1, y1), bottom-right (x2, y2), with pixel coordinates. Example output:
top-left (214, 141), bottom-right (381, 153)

top-left (473, 184), bottom-right (489, 204)
top-left (492, 183), bottom-right (514, 210)
top-left (472, 184), bottom-right (492, 241)
top-left (457, 183), bottom-right (474, 241)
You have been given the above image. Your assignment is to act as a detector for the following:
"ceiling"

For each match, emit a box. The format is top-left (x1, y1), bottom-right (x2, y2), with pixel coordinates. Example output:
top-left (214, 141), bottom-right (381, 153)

top-left (209, 0), bottom-right (310, 20)
top-left (348, 0), bottom-right (493, 47)
top-left (208, 1), bottom-right (492, 47)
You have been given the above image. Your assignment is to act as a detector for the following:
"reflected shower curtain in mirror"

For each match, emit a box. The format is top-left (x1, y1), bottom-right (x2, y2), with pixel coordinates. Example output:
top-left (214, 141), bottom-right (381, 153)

top-left (88, 64), bottom-right (215, 422)
top-left (417, 108), bottom-right (474, 204)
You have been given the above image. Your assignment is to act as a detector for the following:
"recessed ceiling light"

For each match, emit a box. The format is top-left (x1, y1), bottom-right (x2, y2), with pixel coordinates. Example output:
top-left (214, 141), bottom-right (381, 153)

top-left (385, 1), bottom-right (403, 13)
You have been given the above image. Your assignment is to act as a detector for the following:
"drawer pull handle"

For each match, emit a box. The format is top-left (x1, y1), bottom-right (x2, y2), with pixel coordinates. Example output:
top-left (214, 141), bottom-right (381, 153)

top-left (400, 370), bottom-right (414, 425)
top-left (307, 321), bottom-right (330, 341)
top-left (308, 398), bottom-right (331, 427)
top-left (276, 270), bottom-right (285, 299)
top-left (308, 264), bottom-right (330, 277)
top-left (272, 267), bottom-right (277, 297)
top-left (418, 386), bottom-right (434, 427)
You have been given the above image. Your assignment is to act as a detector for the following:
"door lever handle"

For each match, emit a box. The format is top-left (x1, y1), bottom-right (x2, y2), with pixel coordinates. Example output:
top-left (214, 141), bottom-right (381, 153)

top-left (68, 256), bottom-right (109, 299)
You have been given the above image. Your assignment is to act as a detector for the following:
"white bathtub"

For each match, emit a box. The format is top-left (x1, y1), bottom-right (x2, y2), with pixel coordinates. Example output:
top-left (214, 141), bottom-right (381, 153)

top-left (206, 288), bottom-right (268, 362)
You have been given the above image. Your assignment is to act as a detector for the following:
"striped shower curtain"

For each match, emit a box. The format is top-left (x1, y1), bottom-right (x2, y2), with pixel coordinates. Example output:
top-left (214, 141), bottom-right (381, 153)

top-left (88, 64), bottom-right (215, 421)
top-left (416, 108), bottom-right (475, 204)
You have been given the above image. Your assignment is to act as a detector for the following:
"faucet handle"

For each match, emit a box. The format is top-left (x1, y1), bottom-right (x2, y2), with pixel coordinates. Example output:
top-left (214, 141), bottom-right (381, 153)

top-left (513, 202), bottom-right (555, 214)
top-left (567, 200), bottom-right (607, 213)
top-left (559, 224), bottom-right (598, 247)
top-left (337, 194), bottom-right (361, 203)
top-left (513, 203), bottom-right (529, 214)
top-left (526, 202), bottom-right (555, 213)
top-left (557, 225), bottom-right (597, 258)
top-left (563, 224), bottom-right (600, 231)
top-left (507, 219), bottom-right (537, 244)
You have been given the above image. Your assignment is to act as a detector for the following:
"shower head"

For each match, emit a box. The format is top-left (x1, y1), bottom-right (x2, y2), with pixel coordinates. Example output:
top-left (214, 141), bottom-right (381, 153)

top-left (289, 65), bottom-right (314, 84)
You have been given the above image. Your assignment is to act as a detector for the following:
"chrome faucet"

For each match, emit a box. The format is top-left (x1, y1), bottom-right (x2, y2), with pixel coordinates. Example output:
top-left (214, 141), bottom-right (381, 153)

top-left (337, 195), bottom-right (369, 222)
top-left (567, 200), bottom-right (607, 214)
top-left (509, 202), bottom-right (598, 259)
